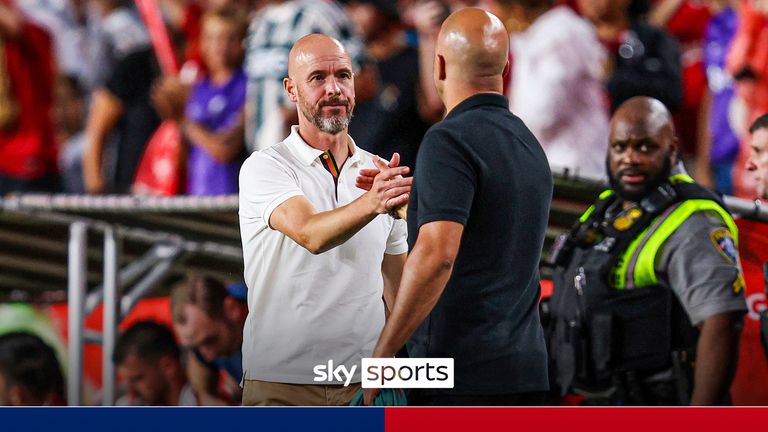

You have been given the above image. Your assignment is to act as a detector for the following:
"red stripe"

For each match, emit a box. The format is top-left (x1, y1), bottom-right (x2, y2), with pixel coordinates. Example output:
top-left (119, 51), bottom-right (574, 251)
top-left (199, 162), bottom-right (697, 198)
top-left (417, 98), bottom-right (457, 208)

top-left (385, 407), bottom-right (768, 432)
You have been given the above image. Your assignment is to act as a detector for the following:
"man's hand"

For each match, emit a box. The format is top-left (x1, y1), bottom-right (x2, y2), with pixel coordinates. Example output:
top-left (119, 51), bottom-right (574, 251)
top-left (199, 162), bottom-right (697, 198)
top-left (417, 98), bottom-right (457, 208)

top-left (363, 154), bottom-right (412, 214)
top-left (357, 153), bottom-right (410, 219)
top-left (363, 388), bottom-right (381, 406)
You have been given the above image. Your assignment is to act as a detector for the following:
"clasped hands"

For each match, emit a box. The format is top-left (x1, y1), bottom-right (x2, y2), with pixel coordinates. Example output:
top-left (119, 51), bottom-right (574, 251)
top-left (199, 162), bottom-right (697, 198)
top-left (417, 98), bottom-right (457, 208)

top-left (357, 153), bottom-right (411, 220)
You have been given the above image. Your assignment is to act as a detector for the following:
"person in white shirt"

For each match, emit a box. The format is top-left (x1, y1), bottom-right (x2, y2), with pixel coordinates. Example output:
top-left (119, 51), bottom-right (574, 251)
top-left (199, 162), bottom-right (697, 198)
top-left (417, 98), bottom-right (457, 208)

top-left (238, 33), bottom-right (411, 406)
top-left (506, 0), bottom-right (609, 180)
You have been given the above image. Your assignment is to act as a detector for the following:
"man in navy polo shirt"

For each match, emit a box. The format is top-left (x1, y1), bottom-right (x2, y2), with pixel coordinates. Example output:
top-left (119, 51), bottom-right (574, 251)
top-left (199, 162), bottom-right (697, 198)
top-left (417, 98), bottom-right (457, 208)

top-left (363, 8), bottom-right (552, 405)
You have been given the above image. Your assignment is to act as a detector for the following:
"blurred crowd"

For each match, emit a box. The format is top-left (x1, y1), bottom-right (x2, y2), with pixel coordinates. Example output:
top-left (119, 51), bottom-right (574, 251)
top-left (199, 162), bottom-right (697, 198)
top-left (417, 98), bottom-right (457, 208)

top-left (0, 0), bottom-right (767, 198)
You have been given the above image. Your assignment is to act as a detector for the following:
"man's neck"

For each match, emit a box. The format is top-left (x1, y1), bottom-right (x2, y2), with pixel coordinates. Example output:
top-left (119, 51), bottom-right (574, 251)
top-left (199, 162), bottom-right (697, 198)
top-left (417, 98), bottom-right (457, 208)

top-left (442, 83), bottom-right (503, 115)
top-left (297, 124), bottom-right (351, 167)
top-left (162, 377), bottom-right (187, 406)
top-left (209, 67), bottom-right (235, 85)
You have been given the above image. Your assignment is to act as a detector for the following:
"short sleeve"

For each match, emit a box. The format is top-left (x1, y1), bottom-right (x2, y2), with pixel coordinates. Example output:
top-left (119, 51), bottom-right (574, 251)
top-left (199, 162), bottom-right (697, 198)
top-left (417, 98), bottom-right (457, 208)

top-left (238, 152), bottom-right (304, 229)
top-left (414, 128), bottom-right (476, 228)
top-left (385, 218), bottom-right (408, 255)
top-left (656, 211), bottom-right (747, 326)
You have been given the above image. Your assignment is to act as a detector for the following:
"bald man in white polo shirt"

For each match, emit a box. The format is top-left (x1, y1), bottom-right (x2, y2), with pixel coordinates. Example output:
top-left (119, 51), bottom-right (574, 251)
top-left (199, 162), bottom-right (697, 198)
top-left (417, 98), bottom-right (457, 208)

top-left (238, 34), bottom-right (411, 406)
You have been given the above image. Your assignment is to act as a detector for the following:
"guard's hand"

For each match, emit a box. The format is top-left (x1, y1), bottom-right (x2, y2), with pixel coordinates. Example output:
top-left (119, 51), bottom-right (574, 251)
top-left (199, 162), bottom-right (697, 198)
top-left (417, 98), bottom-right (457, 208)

top-left (363, 388), bottom-right (381, 406)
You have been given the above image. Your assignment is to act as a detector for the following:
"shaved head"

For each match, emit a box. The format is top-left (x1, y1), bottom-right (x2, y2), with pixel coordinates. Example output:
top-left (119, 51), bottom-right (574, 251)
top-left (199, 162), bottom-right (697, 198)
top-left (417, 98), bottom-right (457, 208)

top-left (607, 96), bottom-right (678, 202)
top-left (288, 34), bottom-right (350, 79)
top-left (611, 96), bottom-right (675, 142)
top-left (284, 34), bottom-right (355, 135)
top-left (435, 8), bottom-right (509, 97)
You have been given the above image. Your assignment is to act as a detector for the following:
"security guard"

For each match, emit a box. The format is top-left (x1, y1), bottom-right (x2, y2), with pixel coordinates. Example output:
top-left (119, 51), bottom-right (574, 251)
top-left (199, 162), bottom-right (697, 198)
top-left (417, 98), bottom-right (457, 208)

top-left (547, 97), bottom-right (747, 405)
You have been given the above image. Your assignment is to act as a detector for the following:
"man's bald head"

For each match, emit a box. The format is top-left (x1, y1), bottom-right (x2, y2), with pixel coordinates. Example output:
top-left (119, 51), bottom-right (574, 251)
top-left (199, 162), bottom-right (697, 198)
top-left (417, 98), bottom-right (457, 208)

top-left (435, 8), bottom-right (509, 89)
top-left (607, 97), bottom-right (678, 202)
top-left (284, 34), bottom-right (355, 136)
top-left (287, 34), bottom-right (350, 79)
top-left (610, 96), bottom-right (675, 141)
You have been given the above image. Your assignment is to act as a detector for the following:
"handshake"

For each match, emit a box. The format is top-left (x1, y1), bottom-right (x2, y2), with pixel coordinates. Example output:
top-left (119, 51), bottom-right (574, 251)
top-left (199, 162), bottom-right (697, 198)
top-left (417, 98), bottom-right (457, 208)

top-left (356, 152), bottom-right (411, 220)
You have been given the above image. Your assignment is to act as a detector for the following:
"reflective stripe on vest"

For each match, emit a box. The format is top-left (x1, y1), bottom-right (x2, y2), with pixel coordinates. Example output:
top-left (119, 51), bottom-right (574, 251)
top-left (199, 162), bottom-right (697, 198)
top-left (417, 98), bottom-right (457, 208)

top-left (579, 189), bottom-right (614, 223)
top-left (575, 174), bottom-right (737, 290)
top-left (615, 199), bottom-right (738, 290)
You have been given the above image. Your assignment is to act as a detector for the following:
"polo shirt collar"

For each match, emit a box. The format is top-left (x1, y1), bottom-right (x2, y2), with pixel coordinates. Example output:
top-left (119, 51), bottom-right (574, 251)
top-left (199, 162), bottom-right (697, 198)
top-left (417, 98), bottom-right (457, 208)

top-left (445, 92), bottom-right (508, 120)
top-left (285, 125), bottom-right (362, 167)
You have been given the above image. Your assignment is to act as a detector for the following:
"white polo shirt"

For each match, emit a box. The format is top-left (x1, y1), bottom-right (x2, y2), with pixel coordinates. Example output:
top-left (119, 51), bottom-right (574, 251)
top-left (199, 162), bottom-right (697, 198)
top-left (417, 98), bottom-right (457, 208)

top-left (238, 126), bottom-right (408, 384)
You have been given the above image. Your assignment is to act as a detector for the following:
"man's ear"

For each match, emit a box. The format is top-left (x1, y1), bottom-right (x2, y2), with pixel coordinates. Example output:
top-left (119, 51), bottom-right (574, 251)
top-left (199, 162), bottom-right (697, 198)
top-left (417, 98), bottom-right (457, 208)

top-left (437, 54), bottom-right (446, 81)
top-left (284, 77), bottom-right (298, 103)
top-left (502, 59), bottom-right (511, 80)
top-left (158, 354), bottom-right (178, 378)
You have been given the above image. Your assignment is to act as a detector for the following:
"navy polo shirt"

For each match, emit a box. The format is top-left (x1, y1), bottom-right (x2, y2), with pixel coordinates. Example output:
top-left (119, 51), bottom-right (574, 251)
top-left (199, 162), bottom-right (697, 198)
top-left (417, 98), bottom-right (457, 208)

top-left (406, 93), bottom-right (553, 395)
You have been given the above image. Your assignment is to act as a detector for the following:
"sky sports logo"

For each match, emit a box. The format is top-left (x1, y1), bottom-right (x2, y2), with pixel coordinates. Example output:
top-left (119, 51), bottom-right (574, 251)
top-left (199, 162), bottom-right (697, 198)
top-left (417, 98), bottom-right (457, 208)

top-left (313, 358), bottom-right (454, 388)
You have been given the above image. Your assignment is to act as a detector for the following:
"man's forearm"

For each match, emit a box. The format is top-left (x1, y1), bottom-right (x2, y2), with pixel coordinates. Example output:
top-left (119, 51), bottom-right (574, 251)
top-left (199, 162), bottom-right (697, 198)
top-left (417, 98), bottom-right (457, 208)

top-left (691, 312), bottom-right (742, 405)
top-left (372, 242), bottom-right (454, 358)
top-left (297, 197), bottom-right (380, 254)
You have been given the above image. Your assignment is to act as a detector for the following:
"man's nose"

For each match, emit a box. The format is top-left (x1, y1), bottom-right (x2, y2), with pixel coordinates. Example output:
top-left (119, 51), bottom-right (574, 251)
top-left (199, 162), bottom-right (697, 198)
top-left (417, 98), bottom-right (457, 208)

top-left (620, 147), bottom-right (640, 165)
top-left (746, 157), bottom-right (757, 172)
top-left (325, 76), bottom-right (341, 96)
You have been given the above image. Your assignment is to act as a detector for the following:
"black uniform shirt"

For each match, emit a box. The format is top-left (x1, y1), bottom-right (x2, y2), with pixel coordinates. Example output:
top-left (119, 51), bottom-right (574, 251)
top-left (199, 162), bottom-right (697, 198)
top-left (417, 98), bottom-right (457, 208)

top-left (406, 93), bottom-right (553, 395)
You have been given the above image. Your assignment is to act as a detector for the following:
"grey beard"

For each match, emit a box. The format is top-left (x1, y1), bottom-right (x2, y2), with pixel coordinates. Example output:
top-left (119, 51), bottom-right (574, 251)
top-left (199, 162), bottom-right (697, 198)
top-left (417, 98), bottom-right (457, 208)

top-left (313, 113), bottom-right (351, 134)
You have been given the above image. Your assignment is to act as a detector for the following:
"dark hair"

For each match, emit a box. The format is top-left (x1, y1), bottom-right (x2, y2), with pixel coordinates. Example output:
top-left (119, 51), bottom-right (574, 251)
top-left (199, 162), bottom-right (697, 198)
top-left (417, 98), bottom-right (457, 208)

top-left (113, 321), bottom-right (180, 365)
top-left (171, 274), bottom-right (229, 324)
top-left (749, 113), bottom-right (768, 134)
top-left (0, 332), bottom-right (64, 403)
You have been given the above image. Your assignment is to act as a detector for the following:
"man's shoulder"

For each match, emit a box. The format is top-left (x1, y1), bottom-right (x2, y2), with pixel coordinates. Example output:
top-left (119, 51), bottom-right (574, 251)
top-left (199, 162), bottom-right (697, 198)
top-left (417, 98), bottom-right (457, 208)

top-left (240, 142), bottom-right (294, 174)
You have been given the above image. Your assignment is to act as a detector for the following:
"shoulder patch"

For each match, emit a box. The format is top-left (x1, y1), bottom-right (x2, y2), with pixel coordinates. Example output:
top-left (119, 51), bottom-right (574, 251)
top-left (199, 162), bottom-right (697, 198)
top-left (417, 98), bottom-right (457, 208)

top-left (710, 227), bottom-right (739, 265)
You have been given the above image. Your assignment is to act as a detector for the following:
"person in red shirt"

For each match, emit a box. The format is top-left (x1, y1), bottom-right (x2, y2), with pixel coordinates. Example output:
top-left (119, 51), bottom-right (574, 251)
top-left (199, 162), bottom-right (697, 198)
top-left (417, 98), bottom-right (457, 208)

top-left (0, 0), bottom-right (58, 195)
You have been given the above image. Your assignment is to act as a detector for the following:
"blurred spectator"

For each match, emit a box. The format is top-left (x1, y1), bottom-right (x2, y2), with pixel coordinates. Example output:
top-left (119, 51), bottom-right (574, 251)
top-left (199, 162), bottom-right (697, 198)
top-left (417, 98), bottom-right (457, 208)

top-left (649, 0), bottom-right (711, 160)
top-left (171, 275), bottom-right (247, 405)
top-left (82, 47), bottom-right (161, 194)
top-left (579, 0), bottom-right (683, 113)
top-left (401, 0), bottom-right (452, 122)
top-left (345, 0), bottom-right (436, 172)
top-left (243, 0), bottom-right (374, 152)
top-left (504, 0), bottom-right (609, 179)
top-left (726, 0), bottom-right (768, 196)
top-left (181, 8), bottom-right (247, 196)
top-left (0, 332), bottom-right (65, 406)
top-left (746, 113), bottom-right (768, 200)
top-left (0, 1), bottom-right (59, 195)
top-left (56, 75), bottom-right (87, 193)
top-left (697, 0), bottom-right (742, 194)
top-left (17, 0), bottom-right (93, 89)
top-left (114, 321), bottom-right (199, 406)
top-left (88, 0), bottom-right (151, 88)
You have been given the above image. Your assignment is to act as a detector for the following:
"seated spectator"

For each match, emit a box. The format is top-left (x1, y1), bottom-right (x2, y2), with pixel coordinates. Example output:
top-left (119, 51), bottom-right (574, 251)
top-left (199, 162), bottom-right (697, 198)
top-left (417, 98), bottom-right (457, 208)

top-left (504, 0), bottom-right (609, 180)
top-left (171, 275), bottom-right (247, 405)
top-left (579, 0), bottom-right (683, 113)
top-left (0, 332), bottom-right (65, 406)
top-left (114, 321), bottom-right (198, 406)
top-left (181, 7), bottom-right (247, 196)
